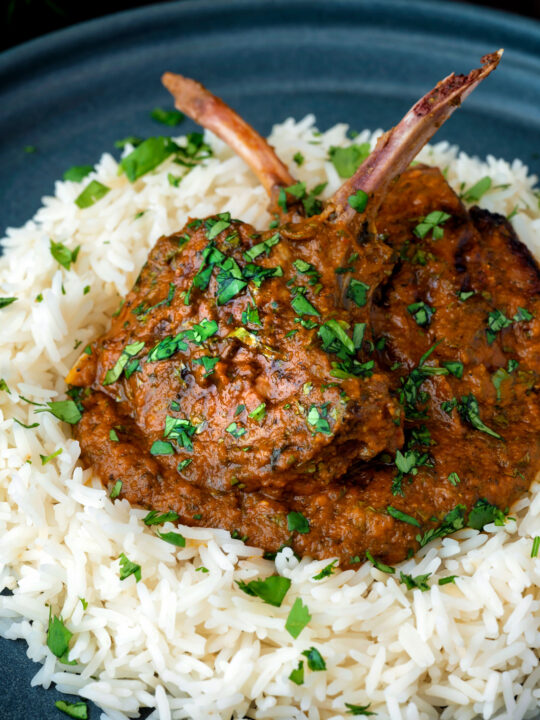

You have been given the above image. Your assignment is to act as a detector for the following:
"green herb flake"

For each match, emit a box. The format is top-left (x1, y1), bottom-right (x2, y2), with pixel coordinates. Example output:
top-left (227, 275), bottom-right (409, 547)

top-left (157, 530), bottom-right (186, 547)
top-left (13, 418), bottom-right (40, 429)
top-left (416, 505), bottom-right (466, 547)
top-left (289, 660), bottom-right (304, 685)
top-left (461, 176), bottom-right (492, 203)
top-left (291, 292), bottom-right (320, 317)
top-left (413, 210), bottom-right (451, 240)
top-left (366, 550), bottom-right (395, 574)
top-left (346, 279), bottom-right (370, 308)
top-left (47, 611), bottom-right (74, 665)
top-left (307, 404), bottom-right (331, 435)
top-left (118, 553), bottom-right (141, 582)
top-left (34, 400), bottom-right (81, 425)
top-left (285, 597), bottom-right (311, 638)
top-left (75, 180), bottom-right (110, 209)
top-left (329, 143), bottom-right (370, 178)
top-left (348, 189), bottom-right (368, 213)
top-left (400, 571), bottom-right (431, 591)
top-left (287, 511), bottom-right (310, 534)
top-left (103, 340), bottom-right (145, 385)
top-left (407, 301), bottom-right (435, 327)
top-left (226, 422), bottom-right (246, 439)
top-left (301, 646), bottom-right (326, 671)
top-left (120, 136), bottom-right (177, 182)
top-left (0, 297), bottom-right (17, 309)
top-left (63, 165), bottom-right (93, 182)
top-left (193, 355), bottom-right (220, 377)
top-left (151, 107), bottom-right (185, 126)
top-left (312, 559), bottom-right (338, 580)
top-left (54, 701), bottom-right (88, 719)
top-left (458, 290), bottom-right (475, 301)
top-left (150, 440), bottom-right (175, 455)
top-left (293, 152), bottom-right (305, 166)
top-left (196, 566), bottom-right (209, 573)
top-left (486, 309), bottom-right (513, 344)
top-left (109, 429), bottom-right (119, 442)
top-left (0, 379), bottom-right (10, 393)
top-left (531, 537), bottom-right (540, 558)
top-left (438, 575), bottom-right (457, 586)
top-left (344, 702), bottom-right (376, 716)
top-left (244, 233), bottom-right (280, 262)
top-left (143, 510), bottom-right (180, 526)
top-left (114, 136), bottom-right (143, 149)
top-left (457, 394), bottom-right (502, 439)
top-left (448, 472), bottom-right (460, 486)
top-left (40, 448), bottom-right (63, 465)
top-left (79, 597), bottom-right (88, 610)
top-left (177, 459), bottom-right (192, 472)
top-left (109, 480), bottom-right (122, 499)
top-left (248, 402), bottom-right (267, 422)
top-left (49, 240), bottom-right (81, 270)
top-left (236, 575), bottom-right (291, 607)
top-left (234, 404), bottom-right (245, 417)
top-left (468, 498), bottom-right (507, 529)
top-left (387, 505), bottom-right (421, 528)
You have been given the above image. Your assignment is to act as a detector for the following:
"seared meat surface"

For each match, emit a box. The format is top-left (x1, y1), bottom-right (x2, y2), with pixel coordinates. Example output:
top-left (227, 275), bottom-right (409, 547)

top-left (67, 52), bottom-right (540, 566)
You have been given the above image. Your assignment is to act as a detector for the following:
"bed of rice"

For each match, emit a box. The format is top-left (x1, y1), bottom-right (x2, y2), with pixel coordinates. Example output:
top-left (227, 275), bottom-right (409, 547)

top-left (1, 116), bottom-right (540, 720)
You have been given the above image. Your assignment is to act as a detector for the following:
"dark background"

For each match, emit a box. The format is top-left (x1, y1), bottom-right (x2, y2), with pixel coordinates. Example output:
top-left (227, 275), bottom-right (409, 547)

top-left (2, 0), bottom-right (540, 52)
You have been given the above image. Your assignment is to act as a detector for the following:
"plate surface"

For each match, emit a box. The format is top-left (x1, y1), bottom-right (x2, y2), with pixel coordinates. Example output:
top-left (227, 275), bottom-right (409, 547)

top-left (1, 0), bottom-right (540, 717)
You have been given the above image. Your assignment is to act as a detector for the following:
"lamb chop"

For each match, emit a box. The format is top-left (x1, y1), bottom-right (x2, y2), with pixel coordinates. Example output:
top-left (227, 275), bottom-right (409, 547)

top-left (68, 52), bottom-right (510, 565)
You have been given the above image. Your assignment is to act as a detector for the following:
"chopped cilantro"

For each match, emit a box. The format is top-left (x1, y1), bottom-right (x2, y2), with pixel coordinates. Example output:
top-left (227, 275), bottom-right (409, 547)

top-left (365, 550), bottom-right (395, 574)
top-left (348, 189), bottom-right (368, 213)
top-left (168, 173), bottom-right (182, 187)
top-left (346, 279), bottom-right (370, 308)
top-left (416, 505), bottom-right (466, 547)
top-left (13, 418), bottom-right (40, 429)
top-left (532, 537), bottom-right (540, 558)
top-left (151, 107), bottom-right (185, 126)
top-left (0, 379), bottom-right (10, 393)
top-left (438, 575), bottom-right (457, 586)
top-left (63, 165), bottom-right (93, 182)
top-left (458, 290), bottom-right (475, 301)
top-left (244, 233), bottom-right (280, 261)
top-left (387, 505), bottom-right (421, 528)
top-left (344, 703), bottom-right (376, 716)
top-left (514, 306), bottom-right (533, 322)
top-left (109, 429), bottom-right (119, 442)
top-left (177, 459), bottom-right (192, 472)
top-left (143, 510), bottom-right (179, 526)
top-left (193, 355), bottom-right (220, 377)
top-left (150, 440), bottom-right (175, 455)
top-left (196, 566), bottom-right (209, 572)
top-left (443, 361), bottom-right (463, 378)
top-left (400, 572), bottom-right (431, 592)
top-left (236, 575), bottom-right (291, 607)
top-left (468, 498), bottom-right (507, 529)
top-left (291, 290), bottom-right (320, 317)
top-left (441, 398), bottom-right (457, 414)
top-left (492, 367), bottom-right (510, 402)
top-left (118, 553), bottom-right (141, 582)
top-left (47, 611), bottom-right (74, 665)
top-left (75, 180), bottom-right (110, 208)
top-left (329, 143), bottom-right (370, 178)
top-left (109, 480), bottom-right (122, 499)
top-left (226, 422), bottom-right (246, 439)
top-left (54, 701), bottom-right (88, 719)
top-left (448, 472), bottom-right (460, 486)
top-left (287, 511), bottom-right (310, 534)
top-left (50, 240), bottom-right (81, 270)
top-left (457, 394), bottom-right (502, 439)
top-left (40, 448), bottom-right (62, 465)
top-left (234, 404), bottom-right (245, 417)
top-left (307, 404), bottom-right (331, 435)
top-left (103, 340), bottom-right (145, 385)
top-left (241, 302), bottom-right (261, 326)
top-left (114, 136), bottom-right (143, 149)
top-left (289, 660), bottom-right (304, 685)
top-left (312, 560), bottom-right (338, 580)
top-left (301, 647), bottom-right (326, 671)
top-left (407, 301), bottom-right (435, 327)
top-left (34, 400), bottom-right (81, 424)
top-left (157, 530), bottom-right (186, 547)
top-left (120, 136), bottom-right (178, 181)
top-left (293, 152), bottom-right (304, 166)
top-left (461, 176), bottom-right (492, 203)
top-left (0, 297), bottom-right (17, 309)
top-left (248, 402), bottom-right (266, 422)
top-left (164, 415), bottom-right (197, 450)
top-left (285, 597), bottom-right (311, 638)
top-left (413, 210), bottom-right (450, 240)
top-left (486, 309), bottom-right (512, 344)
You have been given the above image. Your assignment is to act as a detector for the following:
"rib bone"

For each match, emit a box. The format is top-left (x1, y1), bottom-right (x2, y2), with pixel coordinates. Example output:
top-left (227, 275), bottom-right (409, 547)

top-left (329, 50), bottom-right (503, 223)
top-left (162, 73), bottom-right (295, 199)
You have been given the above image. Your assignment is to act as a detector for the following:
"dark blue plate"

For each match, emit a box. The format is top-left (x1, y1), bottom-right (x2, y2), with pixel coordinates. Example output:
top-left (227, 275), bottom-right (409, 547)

top-left (1, 1), bottom-right (540, 717)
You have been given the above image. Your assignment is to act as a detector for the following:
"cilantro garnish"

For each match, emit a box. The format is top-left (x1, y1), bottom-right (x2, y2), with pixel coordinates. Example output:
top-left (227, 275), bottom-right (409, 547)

top-left (34, 400), bottom-right (81, 425)
top-left (244, 233), bottom-right (280, 261)
top-left (164, 415), bottom-right (197, 450)
top-left (103, 340), bottom-right (145, 385)
top-left (120, 136), bottom-right (178, 181)
top-left (0, 297), bottom-right (17, 309)
top-left (413, 210), bottom-right (450, 239)
top-left (150, 440), bottom-right (174, 455)
top-left (47, 611), bottom-right (75, 665)
top-left (348, 189), bottom-right (368, 213)
top-left (75, 180), bottom-right (110, 209)
top-left (492, 367), bottom-right (510, 402)
top-left (40, 448), bottom-right (62, 465)
top-left (151, 107), bottom-right (185, 126)
top-left (0, 379), bottom-right (10, 393)
top-left (118, 553), bottom-right (141, 582)
top-left (438, 576), bottom-right (457, 586)
top-left (443, 360), bottom-right (463, 378)
top-left (344, 703), bottom-right (376, 716)
top-left (63, 165), bottom-right (93, 182)
top-left (287, 511), bottom-right (310, 534)
top-left (400, 572), bottom-right (431, 592)
top-left (441, 398), bottom-right (457, 414)
top-left (289, 661), bottom-right (304, 685)
top-left (143, 510), bottom-right (180, 526)
top-left (532, 537), bottom-right (540, 558)
top-left (157, 530), bottom-right (186, 547)
top-left (387, 505), bottom-right (421, 528)
top-left (365, 550), bottom-right (395, 574)
top-left (307, 404), bottom-right (331, 435)
top-left (486, 309), bottom-right (512, 344)
top-left (312, 559), bottom-right (338, 580)
top-left (461, 176), bottom-right (491, 203)
top-left (468, 498), bottom-right (507, 529)
top-left (193, 355), bottom-right (220, 377)
top-left (293, 152), bottom-right (304, 166)
top-left (147, 319), bottom-right (218, 363)
top-left (173, 132), bottom-right (213, 167)
top-left (226, 422), bottom-right (246, 438)
top-left (114, 136), bottom-right (143, 149)
top-left (346, 279), bottom-right (370, 308)
top-left (416, 505), bottom-right (466, 547)
top-left (285, 598), bottom-right (311, 638)
top-left (241, 302), bottom-right (261, 326)
top-left (301, 647), bottom-right (326, 671)
top-left (458, 289), bottom-right (475, 301)
top-left (407, 301), bottom-right (435, 327)
top-left (54, 701), bottom-right (88, 719)
top-left (391, 449), bottom-right (430, 496)
top-left (109, 480), bottom-right (122, 499)
top-left (457, 394), bottom-right (501, 439)
top-left (291, 289), bottom-right (320, 317)
top-left (329, 143), bottom-right (370, 178)
top-left (248, 402), bottom-right (266, 422)
top-left (236, 575), bottom-right (291, 607)
top-left (50, 240), bottom-right (81, 271)
top-left (448, 472), bottom-right (460, 486)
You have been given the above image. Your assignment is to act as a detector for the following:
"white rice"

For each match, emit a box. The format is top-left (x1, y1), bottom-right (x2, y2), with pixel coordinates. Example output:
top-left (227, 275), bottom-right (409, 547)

top-left (1, 116), bottom-right (539, 720)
